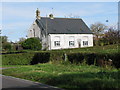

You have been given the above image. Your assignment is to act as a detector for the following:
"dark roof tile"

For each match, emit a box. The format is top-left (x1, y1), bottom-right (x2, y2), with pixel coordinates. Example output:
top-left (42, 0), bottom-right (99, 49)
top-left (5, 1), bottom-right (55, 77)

top-left (36, 17), bottom-right (92, 34)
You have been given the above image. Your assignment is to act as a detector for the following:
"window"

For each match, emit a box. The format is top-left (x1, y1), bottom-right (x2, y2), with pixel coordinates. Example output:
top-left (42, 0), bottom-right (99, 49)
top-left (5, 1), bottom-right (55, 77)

top-left (83, 41), bottom-right (88, 46)
top-left (54, 41), bottom-right (60, 46)
top-left (54, 36), bottom-right (60, 47)
top-left (69, 36), bottom-right (75, 47)
top-left (69, 41), bottom-right (74, 46)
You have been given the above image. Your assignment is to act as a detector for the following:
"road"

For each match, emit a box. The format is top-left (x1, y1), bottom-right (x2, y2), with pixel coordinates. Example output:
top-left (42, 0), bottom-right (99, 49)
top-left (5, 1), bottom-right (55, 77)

top-left (1, 75), bottom-right (63, 90)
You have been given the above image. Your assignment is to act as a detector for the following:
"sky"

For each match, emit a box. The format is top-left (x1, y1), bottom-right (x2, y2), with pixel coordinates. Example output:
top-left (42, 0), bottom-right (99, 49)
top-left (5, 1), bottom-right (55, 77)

top-left (1, 1), bottom-right (118, 42)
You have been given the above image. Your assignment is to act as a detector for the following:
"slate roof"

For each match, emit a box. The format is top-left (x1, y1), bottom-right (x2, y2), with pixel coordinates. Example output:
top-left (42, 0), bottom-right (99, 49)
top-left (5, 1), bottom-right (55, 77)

top-left (35, 17), bottom-right (92, 34)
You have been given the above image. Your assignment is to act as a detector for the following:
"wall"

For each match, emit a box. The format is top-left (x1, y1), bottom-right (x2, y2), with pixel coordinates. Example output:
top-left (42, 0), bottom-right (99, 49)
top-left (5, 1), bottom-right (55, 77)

top-left (48, 34), bottom-right (93, 50)
top-left (27, 21), bottom-right (41, 38)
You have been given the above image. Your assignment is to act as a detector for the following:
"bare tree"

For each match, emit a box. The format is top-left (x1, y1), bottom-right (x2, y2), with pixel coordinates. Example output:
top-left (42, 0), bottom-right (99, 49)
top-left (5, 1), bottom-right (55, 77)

top-left (90, 22), bottom-right (107, 46)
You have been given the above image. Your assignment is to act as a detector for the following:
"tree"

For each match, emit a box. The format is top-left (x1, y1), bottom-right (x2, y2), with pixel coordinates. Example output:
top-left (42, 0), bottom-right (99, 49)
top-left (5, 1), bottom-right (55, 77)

top-left (18, 37), bottom-right (26, 44)
top-left (0, 36), bottom-right (8, 43)
top-left (21, 37), bottom-right (42, 50)
top-left (103, 27), bottom-right (120, 45)
top-left (2, 42), bottom-right (11, 51)
top-left (90, 22), bottom-right (107, 46)
top-left (0, 36), bottom-right (12, 51)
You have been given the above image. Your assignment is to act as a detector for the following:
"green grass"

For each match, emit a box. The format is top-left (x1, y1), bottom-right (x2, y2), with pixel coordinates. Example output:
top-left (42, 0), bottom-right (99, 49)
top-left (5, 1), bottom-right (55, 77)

top-left (51, 44), bottom-right (119, 53)
top-left (2, 44), bottom-right (120, 89)
top-left (2, 63), bottom-right (120, 89)
top-left (3, 44), bottom-right (119, 54)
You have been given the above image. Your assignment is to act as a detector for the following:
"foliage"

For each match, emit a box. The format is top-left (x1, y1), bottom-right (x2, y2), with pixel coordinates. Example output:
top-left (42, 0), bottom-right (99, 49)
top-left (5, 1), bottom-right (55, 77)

top-left (2, 53), bottom-right (35, 65)
top-left (31, 52), bottom-right (50, 64)
top-left (2, 42), bottom-right (12, 51)
top-left (2, 64), bottom-right (120, 89)
top-left (18, 37), bottom-right (26, 44)
top-left (0, 36), bottom-right (12, 51)
top-left (50, 52), bottom-right (65, 64)
top-left (67, 52), bottom-right (120, 68)
top-left (90, 22), bottom-right (107, 38)
top-left (21, 37), bottom-right (42, 50)
top-left (103, 28), bottom-right (120, 45)
top-left (2, 44), bottom-right (120, 68)
top-left (0, 36), bottom-right (8, 43)
top-left (90, 22), bottom-right (107, 46)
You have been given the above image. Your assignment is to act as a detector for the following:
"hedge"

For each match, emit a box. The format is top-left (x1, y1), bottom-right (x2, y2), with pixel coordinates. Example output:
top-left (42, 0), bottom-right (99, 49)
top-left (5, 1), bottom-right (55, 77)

top-left (31, 52), bottom-right (50, 64)
top-left (2, 52), bottom-right (65, 65)
top-left (2, 52), bottom-right (120, 68)
top-left (67, 52), bottom-right (120, 68)
top-left (2, 53), bottom-right (35, 65)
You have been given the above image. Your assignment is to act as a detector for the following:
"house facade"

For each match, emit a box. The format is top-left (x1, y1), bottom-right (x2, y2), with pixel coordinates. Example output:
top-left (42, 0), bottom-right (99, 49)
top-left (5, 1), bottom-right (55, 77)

top-left (28, 9), bottom-right (93, 50)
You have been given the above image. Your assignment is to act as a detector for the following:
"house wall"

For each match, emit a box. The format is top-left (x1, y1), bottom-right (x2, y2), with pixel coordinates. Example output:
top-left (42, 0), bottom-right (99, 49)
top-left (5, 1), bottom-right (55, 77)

top-left (48, 34), bottom-right (93, 50)
top-left (28, 22), bottom-right (41, 38)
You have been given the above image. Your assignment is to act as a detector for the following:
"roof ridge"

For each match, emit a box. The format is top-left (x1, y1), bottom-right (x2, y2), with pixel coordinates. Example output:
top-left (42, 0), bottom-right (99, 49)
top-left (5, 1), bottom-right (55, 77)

top-left (41, 17), bottom-right (82, 20)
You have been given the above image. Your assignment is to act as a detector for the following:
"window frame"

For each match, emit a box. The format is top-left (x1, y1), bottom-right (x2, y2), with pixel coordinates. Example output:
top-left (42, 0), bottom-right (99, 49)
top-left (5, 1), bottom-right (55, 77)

top-left (54, 41), bottom-right (60, 47)
top-left (83, 41), bottom-right (88, 46)
top-left (69, 41), bottom-right (75, 47)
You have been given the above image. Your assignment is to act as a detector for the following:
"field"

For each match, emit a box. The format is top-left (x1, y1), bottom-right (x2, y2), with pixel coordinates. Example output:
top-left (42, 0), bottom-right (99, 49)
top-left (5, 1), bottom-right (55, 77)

top-left (2, 63), bottom-right (120, 89)
top-left (2, 44), bottom-right (120, 89)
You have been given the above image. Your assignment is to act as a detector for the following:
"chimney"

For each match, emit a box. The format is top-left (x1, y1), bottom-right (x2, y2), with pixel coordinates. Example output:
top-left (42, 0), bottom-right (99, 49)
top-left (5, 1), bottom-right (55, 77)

top-left (49, 14), bottom-right (54, 19)
top-left (36, 8), bottom-right (41, 19)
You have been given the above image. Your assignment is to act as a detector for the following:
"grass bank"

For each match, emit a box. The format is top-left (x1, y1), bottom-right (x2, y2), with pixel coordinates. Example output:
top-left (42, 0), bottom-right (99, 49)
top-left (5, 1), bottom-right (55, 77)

top-left (2, 63), bottom-right (120, 89)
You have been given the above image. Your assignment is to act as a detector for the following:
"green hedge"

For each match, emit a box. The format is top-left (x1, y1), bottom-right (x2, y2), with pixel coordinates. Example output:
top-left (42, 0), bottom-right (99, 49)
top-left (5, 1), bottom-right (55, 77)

top-left (2, 53), bottom-right (35, 65)
top-left (31, 52), bottom-right (50, 64)
top-left (2, 52), bottom-right (120, 68)
top-left (67, 52), bottom-right (120, 68)
top-left (2, 52), bottom-right (64, 65)
top-left (50, 52), bottom-right (64, 63)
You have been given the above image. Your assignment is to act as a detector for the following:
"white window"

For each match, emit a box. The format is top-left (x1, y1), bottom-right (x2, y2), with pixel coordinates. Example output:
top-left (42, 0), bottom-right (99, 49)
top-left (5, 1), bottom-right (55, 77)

top-left (69, 36), bottom-right (75, 46)
top-left (54, 41), bottom-right (60, 46)
top-left (69, 41), bottom-right (74, 46)
top-left (83, 41), bottom-right (88, 46)
top-left (54, 36), bottom-right (60, 47)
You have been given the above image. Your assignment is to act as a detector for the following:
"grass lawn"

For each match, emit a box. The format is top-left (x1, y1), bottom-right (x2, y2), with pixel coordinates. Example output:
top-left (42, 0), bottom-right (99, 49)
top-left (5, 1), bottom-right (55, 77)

top-left (2, 63), bottom-right (120, 89)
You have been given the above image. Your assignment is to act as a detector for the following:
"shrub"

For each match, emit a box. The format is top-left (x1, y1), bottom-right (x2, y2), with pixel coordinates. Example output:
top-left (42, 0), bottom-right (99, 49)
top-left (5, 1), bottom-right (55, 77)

top-left (67, 53), bottom-right (84, 64)
top-left (108, 53), bottom-right (120, 68)
top-left (2, 53), bottom-right (35, 65)
top-left (2, 42), bottom-right (11, 51)
top-left (2, 51), bottom-right (120, 68)
top-left (31, 52), bottom-right (50, 64)
top-left (50, 51), bottom-right (65, 61)
top-left (21, 38), bottom-right (42, 50)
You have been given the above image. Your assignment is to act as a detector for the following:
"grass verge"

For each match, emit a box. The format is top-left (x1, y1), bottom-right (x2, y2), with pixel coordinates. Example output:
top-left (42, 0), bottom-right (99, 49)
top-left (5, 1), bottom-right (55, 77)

top-left (2, 63), bottom-right (120, 89)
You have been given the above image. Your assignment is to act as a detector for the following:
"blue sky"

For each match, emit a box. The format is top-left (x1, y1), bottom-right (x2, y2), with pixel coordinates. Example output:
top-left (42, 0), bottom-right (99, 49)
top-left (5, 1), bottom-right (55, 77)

top-left (1, 2), bottom-right (118, 42)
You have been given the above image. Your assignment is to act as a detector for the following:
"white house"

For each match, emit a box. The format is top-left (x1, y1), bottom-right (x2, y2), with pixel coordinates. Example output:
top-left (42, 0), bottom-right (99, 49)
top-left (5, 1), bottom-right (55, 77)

top-left (28, 9), bottom-right (93, 50)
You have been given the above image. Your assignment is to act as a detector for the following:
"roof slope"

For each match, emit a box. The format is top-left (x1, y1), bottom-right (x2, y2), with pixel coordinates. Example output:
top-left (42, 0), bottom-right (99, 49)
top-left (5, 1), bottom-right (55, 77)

top-left (36, 17), bottom-right (92, 34)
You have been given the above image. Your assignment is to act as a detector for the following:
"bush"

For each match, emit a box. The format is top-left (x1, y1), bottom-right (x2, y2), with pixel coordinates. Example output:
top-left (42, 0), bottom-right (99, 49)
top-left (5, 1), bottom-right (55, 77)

top-left (2, 51), bottom-right (120, 68)
top-left (2, 42), bottom-right (11, 51)
top-left (2, 53), bottom-right (35, 65)
top-left (67, 53), bottom-right (84, 64)
top-left (67, 52), bottom-right (120, 68)
top-left (31, 52), bottom-right (50, 64)
top-left (21, 38), bottom-right (42, 50)
top-left (50, 51), bottom-right (65, 62)
top-left (108, 53), bottom-right (120, 68)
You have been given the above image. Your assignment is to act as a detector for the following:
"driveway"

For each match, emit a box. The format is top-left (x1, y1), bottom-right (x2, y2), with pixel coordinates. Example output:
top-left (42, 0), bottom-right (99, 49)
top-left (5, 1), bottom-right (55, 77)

top-left (0, 68), bottom-right (63, 90)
